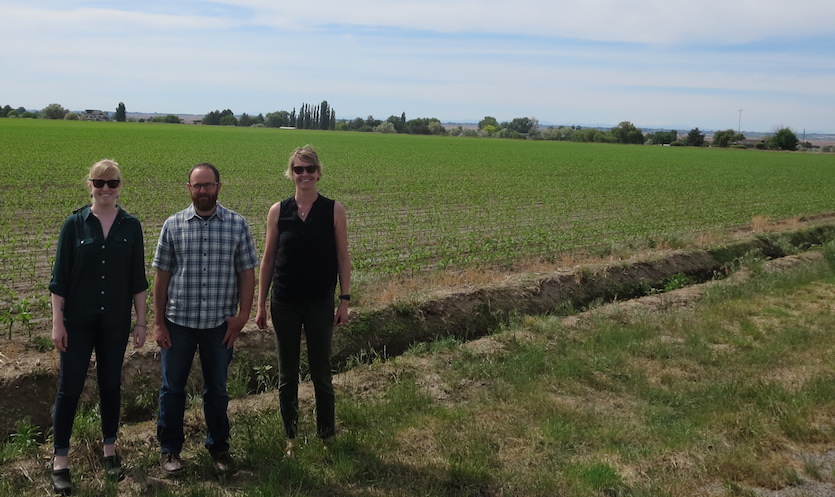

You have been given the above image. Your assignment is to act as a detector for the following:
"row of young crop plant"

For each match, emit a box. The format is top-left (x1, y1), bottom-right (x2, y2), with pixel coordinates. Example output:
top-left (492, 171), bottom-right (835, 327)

top-left (2, 120), bottom-right (835, 338)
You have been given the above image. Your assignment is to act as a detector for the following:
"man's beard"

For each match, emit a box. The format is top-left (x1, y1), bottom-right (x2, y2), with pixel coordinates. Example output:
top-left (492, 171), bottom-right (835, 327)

top-left (192, 192), bottom-right (217, 212)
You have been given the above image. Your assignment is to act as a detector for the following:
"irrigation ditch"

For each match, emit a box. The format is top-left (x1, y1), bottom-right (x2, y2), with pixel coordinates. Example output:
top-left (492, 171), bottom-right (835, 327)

top-left (1, 223), bottom-right (834, 440)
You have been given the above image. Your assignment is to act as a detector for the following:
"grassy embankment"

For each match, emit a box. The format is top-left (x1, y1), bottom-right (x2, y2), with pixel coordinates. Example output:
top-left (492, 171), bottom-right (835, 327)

top-left (1, 248), bottom-right (834, 496)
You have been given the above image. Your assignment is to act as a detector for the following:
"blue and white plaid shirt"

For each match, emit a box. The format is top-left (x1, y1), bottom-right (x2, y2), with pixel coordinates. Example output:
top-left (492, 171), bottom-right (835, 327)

top-left (152, 203), bottom-right (258, 329)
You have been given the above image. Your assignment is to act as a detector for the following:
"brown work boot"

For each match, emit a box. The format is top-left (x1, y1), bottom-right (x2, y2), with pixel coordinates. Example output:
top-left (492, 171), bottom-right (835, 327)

top-left (160, 452), bottom-right (183, 475)
top-left (210, 450), bottom-right (234, 474)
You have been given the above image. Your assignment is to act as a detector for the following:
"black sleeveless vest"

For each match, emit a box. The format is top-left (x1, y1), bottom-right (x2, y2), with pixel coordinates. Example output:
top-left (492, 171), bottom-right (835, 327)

top-left (272, 194), bottom-right (338, 300)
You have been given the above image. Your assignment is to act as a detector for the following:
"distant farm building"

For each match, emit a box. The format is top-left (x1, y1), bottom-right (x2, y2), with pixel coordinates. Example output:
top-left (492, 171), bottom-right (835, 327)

top-left (81, 110), bottom-right (110, 121)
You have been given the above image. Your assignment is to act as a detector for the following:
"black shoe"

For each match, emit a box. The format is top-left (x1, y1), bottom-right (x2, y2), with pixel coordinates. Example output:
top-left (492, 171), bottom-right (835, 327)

top-left (160, 452), bottom-right (184, 475)
top-left (102, 454), bottom-right (125, 481)
top-left (51, 467), bottom-right (72, 496)
top-left (210, 450), bottom-right (234, 474)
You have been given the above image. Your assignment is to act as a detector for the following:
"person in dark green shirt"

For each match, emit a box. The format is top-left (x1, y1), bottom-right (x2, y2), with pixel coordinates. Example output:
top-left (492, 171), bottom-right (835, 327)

top-left (48, 159), bottom-right (148, 495)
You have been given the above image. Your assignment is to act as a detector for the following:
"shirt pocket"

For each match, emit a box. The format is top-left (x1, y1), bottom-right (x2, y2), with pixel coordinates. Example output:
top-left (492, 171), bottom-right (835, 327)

top-left (75, 237), bottom-right (97, 254)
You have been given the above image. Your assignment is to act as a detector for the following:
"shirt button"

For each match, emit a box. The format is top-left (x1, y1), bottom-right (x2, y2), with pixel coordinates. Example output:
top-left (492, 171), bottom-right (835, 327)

top-left (101, 245), bottom-right (105, 249)
top-left (100, 306), bottom-right (105, 311)
top-left (101, 291), bottom-right (105, 295)
top-left (101, 275), bottom-right (106, 280)
top-left (102, 260), bottom-right (106, 264)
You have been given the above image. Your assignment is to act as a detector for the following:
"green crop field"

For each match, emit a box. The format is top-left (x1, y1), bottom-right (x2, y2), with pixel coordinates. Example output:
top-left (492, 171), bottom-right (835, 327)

top-left (2, 118), bottom-right (835, 315)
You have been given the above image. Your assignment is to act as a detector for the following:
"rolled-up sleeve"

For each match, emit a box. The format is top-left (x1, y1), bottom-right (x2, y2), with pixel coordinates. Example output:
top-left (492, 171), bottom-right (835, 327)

top-left (49, 217), bottom-right (75, 297)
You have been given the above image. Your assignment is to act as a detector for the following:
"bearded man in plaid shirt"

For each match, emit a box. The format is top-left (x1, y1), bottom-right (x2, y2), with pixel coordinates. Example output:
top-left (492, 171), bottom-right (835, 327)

top-left (152, 162), bottom-right (258, 476)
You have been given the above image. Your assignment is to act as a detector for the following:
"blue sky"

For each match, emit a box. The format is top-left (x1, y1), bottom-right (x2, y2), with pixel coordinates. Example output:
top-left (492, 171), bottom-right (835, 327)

top-left (3, 0), bottom-right (835, 133)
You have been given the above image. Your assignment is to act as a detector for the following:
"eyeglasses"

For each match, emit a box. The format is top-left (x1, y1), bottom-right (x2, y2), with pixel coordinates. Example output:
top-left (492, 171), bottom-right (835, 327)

top-left (90, 178), bottom-right (121, 188)
top-left (189, 182), bottom-right (219, 191)
top-left (292, 165), bottom-right (318, 174)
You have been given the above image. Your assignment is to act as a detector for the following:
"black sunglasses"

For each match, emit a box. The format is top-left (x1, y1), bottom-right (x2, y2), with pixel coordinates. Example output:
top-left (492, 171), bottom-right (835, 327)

top-left (90, 178), bottom-right (121, 188)
top-left (292, 165), bottom-right (318, 174)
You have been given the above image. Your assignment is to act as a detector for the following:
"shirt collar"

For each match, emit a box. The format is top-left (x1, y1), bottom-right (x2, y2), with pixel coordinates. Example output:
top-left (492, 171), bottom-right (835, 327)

top-left (79, 204), bottom-right (124, 221)
top-left (185, 202), bottom-right (227, 221)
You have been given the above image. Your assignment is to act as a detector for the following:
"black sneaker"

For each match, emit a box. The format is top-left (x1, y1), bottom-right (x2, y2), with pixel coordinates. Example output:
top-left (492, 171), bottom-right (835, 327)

top-left (51, 467), bottom-right (72, 496)
top-left (102, 454), bottom-right (125, 481)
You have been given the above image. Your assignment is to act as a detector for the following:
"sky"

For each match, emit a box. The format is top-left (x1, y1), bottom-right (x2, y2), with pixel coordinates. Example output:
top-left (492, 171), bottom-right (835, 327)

top-left (3, 1), bottom-right (835, 133)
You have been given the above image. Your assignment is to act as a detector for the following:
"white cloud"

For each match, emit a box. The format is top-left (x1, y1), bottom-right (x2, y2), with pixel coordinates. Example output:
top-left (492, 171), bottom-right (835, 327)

top-left (2, 0), bottom-right (834, 131)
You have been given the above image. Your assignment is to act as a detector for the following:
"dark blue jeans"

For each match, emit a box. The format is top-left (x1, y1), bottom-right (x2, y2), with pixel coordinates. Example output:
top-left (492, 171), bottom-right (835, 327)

top-left (53, 320), bottom-right (130, 456)
top-left (271, 296), bottom-right (335, 439)
top-left (157, 319), bottom-right (233, 455)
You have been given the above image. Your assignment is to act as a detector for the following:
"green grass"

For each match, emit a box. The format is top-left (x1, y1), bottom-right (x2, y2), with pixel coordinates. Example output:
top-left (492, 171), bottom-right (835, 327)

top-left (2, 253), bottom-right (834, 496)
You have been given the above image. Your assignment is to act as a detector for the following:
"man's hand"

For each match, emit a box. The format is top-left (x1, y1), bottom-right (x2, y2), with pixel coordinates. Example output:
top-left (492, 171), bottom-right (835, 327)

top-left (155, 322), bottom-right (172, 349)
top-left (223, 315), bottom-right (247, 348)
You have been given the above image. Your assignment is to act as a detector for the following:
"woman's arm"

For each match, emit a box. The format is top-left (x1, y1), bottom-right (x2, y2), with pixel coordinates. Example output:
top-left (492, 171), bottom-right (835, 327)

top-left (333, 201), bottom-right (351, 326)
top-left (51, 293), bottom-right (68, 352)
top-left (255, 202), bottom-right (281, 329)
top-left (132, 290), bottom-right (147, 348)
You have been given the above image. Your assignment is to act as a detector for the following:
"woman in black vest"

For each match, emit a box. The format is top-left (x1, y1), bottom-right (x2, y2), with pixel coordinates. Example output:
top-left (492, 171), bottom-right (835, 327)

top-left (255, 145), bottom-right (351, 457)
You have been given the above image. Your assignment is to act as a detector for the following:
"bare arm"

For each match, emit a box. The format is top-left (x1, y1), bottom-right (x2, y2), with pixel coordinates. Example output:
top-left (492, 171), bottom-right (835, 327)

top-left (334, 201), bottom-right (352, 326)
top-left (153, 269), bottom-right (172, 349)
top-left (132, 290), bottom-right (148, 348)
top-left (224, 268), bottom-right (255, 348)
top-left (51, 293), bottom-right (68, 352)
top-left (255, 202), bottom-right (281, 329)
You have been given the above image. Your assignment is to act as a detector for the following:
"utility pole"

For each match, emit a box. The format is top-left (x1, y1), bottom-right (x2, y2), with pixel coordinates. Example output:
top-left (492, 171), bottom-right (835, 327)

top-left (738, 109), bottom-right (742, 134)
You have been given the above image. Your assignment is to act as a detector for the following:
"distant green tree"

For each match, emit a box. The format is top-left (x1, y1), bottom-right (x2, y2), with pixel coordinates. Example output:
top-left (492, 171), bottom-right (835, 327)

top-left (768, 127), bottom-right (799, 151)
top-left (42, 103), bottom-right (67, 120)
top-left (203, 110), bottom-right (221, 125)
top-left (238, 113), bottom-right (254, 127)
top-left (0, 105), bottom-right (11, 117)
top-left (711, 129), bottom-right (745, 147)
top-left (646, 130), bottom-right (678, 145)
top-left (406, 117), bottom-right (445, 135)
top-left (319, 100), bottom-right (331, 130)
top-left (219, 114), bottom-right (238, 126)
top-left (611, 121), bottom-right (645, 144)
top-left (115, 102), bottom-right (126, 122)
top-left (152, 114), bottom-right (181, 124)
top-left (684, 127), bottom-right (705, 147)
top-left (20, 111), bottom-right (39, 119)
top-left (506, 117), bottom-right (538, 135)
top-left (64, 112), bottom-right (79, 120)
top-left (265, 111), bottom-right (291, 128)
top-left (385, 115), bottom-right (407, 133)
top-left (478, 116), bottom-right (499, 130)
top-left (374, 121), bottom-right (397, 133)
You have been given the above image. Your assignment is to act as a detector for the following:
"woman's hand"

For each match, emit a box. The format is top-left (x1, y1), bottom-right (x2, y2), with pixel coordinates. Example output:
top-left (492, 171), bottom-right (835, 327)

top-left (133, 325), bottom-right (147, 348)
top-left (334, 300), bottom-right (350, 326)
top-left (52, 322), bottom-right (68, 352)
top-left (254, 303), bottom-right (268, 330)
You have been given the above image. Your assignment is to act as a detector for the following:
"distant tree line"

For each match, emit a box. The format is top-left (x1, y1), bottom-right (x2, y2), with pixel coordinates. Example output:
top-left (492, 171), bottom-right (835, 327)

top-left (0, 100), bottom-right (811, 152)
top-left (202, 101), bottom-right (336, 130)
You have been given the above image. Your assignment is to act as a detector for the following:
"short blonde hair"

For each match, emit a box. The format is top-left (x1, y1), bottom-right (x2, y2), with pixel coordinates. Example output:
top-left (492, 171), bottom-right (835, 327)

top-left (284, 145), bottom-right (322, 180)
top-left (87, 159), bottom-right (122, 183)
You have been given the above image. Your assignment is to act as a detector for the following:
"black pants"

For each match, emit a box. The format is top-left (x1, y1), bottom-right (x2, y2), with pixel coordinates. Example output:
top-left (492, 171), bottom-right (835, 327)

top-left (53, 320), bottom-right (130, 455)
top-left (271, 296), bottom-right (335, 439)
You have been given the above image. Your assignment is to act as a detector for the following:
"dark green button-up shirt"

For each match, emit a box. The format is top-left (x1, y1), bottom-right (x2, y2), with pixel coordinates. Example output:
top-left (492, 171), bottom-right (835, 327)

top-left (49, 205), bottom-right (148, 329)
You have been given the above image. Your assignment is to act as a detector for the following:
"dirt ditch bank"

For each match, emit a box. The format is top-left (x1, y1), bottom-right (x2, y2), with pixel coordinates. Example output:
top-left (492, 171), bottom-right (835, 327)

top-left (1, 223), bottom-right (834, 438)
